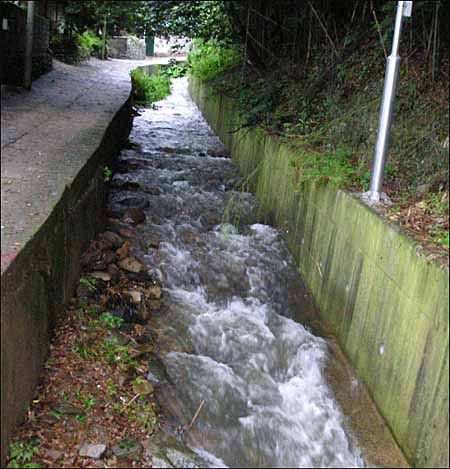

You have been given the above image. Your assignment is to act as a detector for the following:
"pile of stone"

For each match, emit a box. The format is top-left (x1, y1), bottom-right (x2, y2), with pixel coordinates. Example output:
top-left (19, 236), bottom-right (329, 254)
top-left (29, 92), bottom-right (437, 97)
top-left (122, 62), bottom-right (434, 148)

top-left (78, 211), bottom-right (161, 323)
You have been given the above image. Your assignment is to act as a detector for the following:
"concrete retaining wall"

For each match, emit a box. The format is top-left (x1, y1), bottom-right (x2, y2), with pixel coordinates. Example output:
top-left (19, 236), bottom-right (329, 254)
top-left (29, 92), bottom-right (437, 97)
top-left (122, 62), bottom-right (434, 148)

top-left (189, 77), bottom-right (449, 468)
top-left (0, 97), bottom-right (132, 465)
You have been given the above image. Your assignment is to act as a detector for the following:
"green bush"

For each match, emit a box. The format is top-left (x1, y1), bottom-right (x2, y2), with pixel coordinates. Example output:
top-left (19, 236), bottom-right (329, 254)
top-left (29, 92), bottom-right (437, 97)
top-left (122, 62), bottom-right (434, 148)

top-left (162, 59), bottom-right (189, 78)
top-left (130, 69), bottom-right (172, 106)
top-left (75, 30), bottom-right (103, 55)
top-left (188, 39), bottom-right (241, 81)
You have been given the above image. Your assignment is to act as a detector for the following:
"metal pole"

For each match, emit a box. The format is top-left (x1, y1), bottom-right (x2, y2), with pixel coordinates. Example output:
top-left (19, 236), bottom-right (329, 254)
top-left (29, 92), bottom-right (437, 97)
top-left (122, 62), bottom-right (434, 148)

top-left (24, 1), bottom-right (35, 90)
top-left (369, 1), bottom-right (412, 201)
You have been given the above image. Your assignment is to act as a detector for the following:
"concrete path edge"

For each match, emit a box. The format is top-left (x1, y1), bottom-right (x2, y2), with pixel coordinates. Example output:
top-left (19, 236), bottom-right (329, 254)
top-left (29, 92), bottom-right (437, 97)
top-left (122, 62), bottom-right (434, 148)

top-left (0, 92), bottom-right (133, 464)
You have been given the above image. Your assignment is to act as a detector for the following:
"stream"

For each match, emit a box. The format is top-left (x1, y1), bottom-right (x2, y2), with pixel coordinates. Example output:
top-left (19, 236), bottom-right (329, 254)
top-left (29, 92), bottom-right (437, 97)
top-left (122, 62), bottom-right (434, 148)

top-left (108, 77), bottom-right (365, 468)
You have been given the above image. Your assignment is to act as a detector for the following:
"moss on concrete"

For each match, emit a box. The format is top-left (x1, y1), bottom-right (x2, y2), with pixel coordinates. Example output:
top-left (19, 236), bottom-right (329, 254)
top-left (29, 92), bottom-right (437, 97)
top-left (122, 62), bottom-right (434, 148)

top-left (189, 76), bottom-right (449, 469)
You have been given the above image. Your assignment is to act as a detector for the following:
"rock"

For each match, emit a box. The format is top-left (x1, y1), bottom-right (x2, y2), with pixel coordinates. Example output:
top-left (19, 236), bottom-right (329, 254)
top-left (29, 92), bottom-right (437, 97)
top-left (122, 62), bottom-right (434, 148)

top-left (116, 196), bottom-right (150, 210)
top-left (144, 186), bottom-right (161, 196)
top-left (119, 228), bottom-right (135, 239)
top-left (142, 433), bottom-right (207, 469)
top-left (55, 404), bottom-right (84, 415)
top-left (200, 213), bottom-right (221, 230)
top-left (148, 455), bottom-right (174, 468)
top-left (116, 242), bottom-right (129, 260)
top-left (46, 449), bottom-right (63, 460)
top-left (416, 183), bottom-right (431, 198)
top-left (97, 239), bottom-right (114, 251)
top-left (133, 379), bottom-right (154, 395)
top-left (107, 263), bottom-right (121, 282)
top-left (180, 230), bottom-right (199, 245)
top-left (118, 369), bottom-right (135, 387)
top-left (88, 271), bottom-right (112, 282)
top-left (145, 234), bottom-right (161, 249)
top-left (77, 284), bottom-right (92, 298)
top-left (128, 270), bottom-right (152, 283)
top-left (40, 414), bottom-right (59, 425)
top-left (123, 208), bottom-right (146, 225)
top-left (91, 260), bottom-right (107, 271)
top-left (112, 439), bottom-right (143, 460)
top-left (81, 250), bottom-right (102, 268)
top-left (118, 257), bottom-right (144, 273)
top-left (102, 250), bottom-right (117, 265)
top-left (149, 300), bottom-right (161, 312)
top-left (144, 286), bottom-right (162, 300)
top-left (128, 290), bottom-right (143, 304)
top-left (136, 303), bottom-right (150, 322)
top-left (131, 343), bottom-right (153, 357)
top-left (111, 180), bottom-right (141, 191)
top-left (79, 444), bottom-right (107, 460)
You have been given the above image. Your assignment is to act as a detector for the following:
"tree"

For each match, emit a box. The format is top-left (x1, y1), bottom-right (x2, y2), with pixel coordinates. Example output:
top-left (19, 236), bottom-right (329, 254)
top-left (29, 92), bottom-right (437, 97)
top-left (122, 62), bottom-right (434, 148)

top-left (147, 1), bottom-right (232, 42)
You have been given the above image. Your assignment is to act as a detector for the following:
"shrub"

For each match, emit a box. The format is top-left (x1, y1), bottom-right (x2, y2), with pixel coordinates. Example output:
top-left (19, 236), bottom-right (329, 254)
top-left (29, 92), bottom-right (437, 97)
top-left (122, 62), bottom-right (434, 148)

top-left (130, 69), bottom-right (171, 106)
top-left (75, 30), bottom-right (103, 55)
top-left (188, 39), bottom-right (241, 81)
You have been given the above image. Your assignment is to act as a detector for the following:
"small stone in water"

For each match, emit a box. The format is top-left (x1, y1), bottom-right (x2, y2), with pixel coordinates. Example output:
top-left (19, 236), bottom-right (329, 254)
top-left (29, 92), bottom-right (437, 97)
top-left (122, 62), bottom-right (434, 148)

top-left (144, 286), bottom-right (162, 300)
top-left (123, 207), bottom-right (146, 225)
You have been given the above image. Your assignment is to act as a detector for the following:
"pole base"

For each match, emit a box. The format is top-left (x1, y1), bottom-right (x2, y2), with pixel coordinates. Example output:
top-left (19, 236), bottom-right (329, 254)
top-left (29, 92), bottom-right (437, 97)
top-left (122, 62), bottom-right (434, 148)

top-left (361, 191), bottom-right (392, 206)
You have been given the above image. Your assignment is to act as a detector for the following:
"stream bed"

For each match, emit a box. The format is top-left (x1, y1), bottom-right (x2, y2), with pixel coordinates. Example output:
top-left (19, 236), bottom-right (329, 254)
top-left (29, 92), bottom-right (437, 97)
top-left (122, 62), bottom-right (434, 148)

top-left (107, 77), bottom-right (407, 469)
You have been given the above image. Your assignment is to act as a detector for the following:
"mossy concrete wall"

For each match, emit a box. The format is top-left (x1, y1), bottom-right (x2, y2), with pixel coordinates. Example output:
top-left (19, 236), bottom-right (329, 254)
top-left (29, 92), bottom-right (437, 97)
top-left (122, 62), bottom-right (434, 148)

top-left (189, 77), bottom-right (449, 468)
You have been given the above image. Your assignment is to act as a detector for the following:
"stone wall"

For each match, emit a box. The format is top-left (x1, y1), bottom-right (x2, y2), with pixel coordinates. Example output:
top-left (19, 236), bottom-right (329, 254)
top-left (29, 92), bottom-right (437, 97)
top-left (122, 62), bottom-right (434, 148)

top-left (109, 36), bottom-right (146, 60)
top-left (0, 3), bottom-right (52, 85)
top-left (189, 76), bottom-right (449, 469)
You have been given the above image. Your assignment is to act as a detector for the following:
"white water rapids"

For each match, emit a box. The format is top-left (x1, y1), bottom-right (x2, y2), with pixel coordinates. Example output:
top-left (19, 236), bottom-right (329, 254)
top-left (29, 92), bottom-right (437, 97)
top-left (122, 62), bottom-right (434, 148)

top-left (110, 77), bottom-right (365, 468)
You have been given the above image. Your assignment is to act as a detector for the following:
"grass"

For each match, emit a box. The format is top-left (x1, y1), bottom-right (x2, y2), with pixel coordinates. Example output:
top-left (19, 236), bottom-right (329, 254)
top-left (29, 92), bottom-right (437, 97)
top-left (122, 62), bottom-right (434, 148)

top-left (7, 441), bottom-right (41, 468)
top-left (130, 69), bottom-right (172, 106)
top-left (188, 39), bottom-right (241, 81)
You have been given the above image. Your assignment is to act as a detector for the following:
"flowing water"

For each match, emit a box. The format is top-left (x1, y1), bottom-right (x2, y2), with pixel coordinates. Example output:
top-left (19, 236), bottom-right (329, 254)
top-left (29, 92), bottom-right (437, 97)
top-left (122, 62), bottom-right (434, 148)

top-left (109, 77), bottom-right (366, 468)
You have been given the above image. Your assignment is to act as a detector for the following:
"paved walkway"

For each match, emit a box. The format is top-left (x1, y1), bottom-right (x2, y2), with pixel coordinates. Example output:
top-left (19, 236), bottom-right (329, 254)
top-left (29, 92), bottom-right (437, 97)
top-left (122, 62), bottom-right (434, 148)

top-left (1, 57), bottom-right (173, 272)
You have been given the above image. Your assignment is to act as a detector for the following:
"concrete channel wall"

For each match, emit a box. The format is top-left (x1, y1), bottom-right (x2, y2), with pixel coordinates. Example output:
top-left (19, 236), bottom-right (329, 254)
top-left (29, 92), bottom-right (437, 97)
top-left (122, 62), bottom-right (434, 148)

top-left (189, 77), bottom-right (449, 468)
top-left (0, 89), bottom-right (133, 465)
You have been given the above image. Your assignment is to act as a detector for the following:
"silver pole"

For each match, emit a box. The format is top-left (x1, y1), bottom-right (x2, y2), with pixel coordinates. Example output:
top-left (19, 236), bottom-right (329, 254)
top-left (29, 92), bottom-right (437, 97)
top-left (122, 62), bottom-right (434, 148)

top-left (369, 1), bottom-right (411, 201)
top-left (24, 1), bottom-right (35, 89)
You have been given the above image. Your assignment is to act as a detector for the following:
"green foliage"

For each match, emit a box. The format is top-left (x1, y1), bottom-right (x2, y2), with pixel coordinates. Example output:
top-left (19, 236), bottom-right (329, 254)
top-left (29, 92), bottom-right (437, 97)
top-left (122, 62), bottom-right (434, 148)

top-left (100, 312), bottom-right (124, 329)
top-left (72, 341), bottom-right (91, 359)
top-left (290, 146), bottom-right (354, 188)
top-left (75, 30), bottom-right (102, 54)
top-left (103, 166), bottom-right (113, 183)
top-left (188, 40), bottom-right (241, 81)
top-left (161, 59), bottom-right (189, 79)
top-left (148, 1), bottom-right (231, 41)
top-left (79, 276), bottom-right (97, 293)
top-left (63, 1), bottom-right (149, 37)
top-left (77, 391), bottom-right (96, 411)
top-left (7, 440), bottom-right (41, 468)
top-left (130, 69), bottom-right (172, 106)
top-left (100, 337), bottom-right (138, 368)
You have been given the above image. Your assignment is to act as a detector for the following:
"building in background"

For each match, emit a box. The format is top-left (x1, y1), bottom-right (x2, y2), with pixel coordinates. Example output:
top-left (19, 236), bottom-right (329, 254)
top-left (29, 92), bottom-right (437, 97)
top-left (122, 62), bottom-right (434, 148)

top-left (0, 1), bottom-right (58, 86)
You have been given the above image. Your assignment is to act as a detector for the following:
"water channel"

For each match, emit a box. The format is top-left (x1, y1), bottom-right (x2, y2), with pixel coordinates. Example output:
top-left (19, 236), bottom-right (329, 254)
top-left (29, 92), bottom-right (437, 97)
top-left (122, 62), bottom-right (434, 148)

top-left (108, 77), bottom-right (403, 468)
